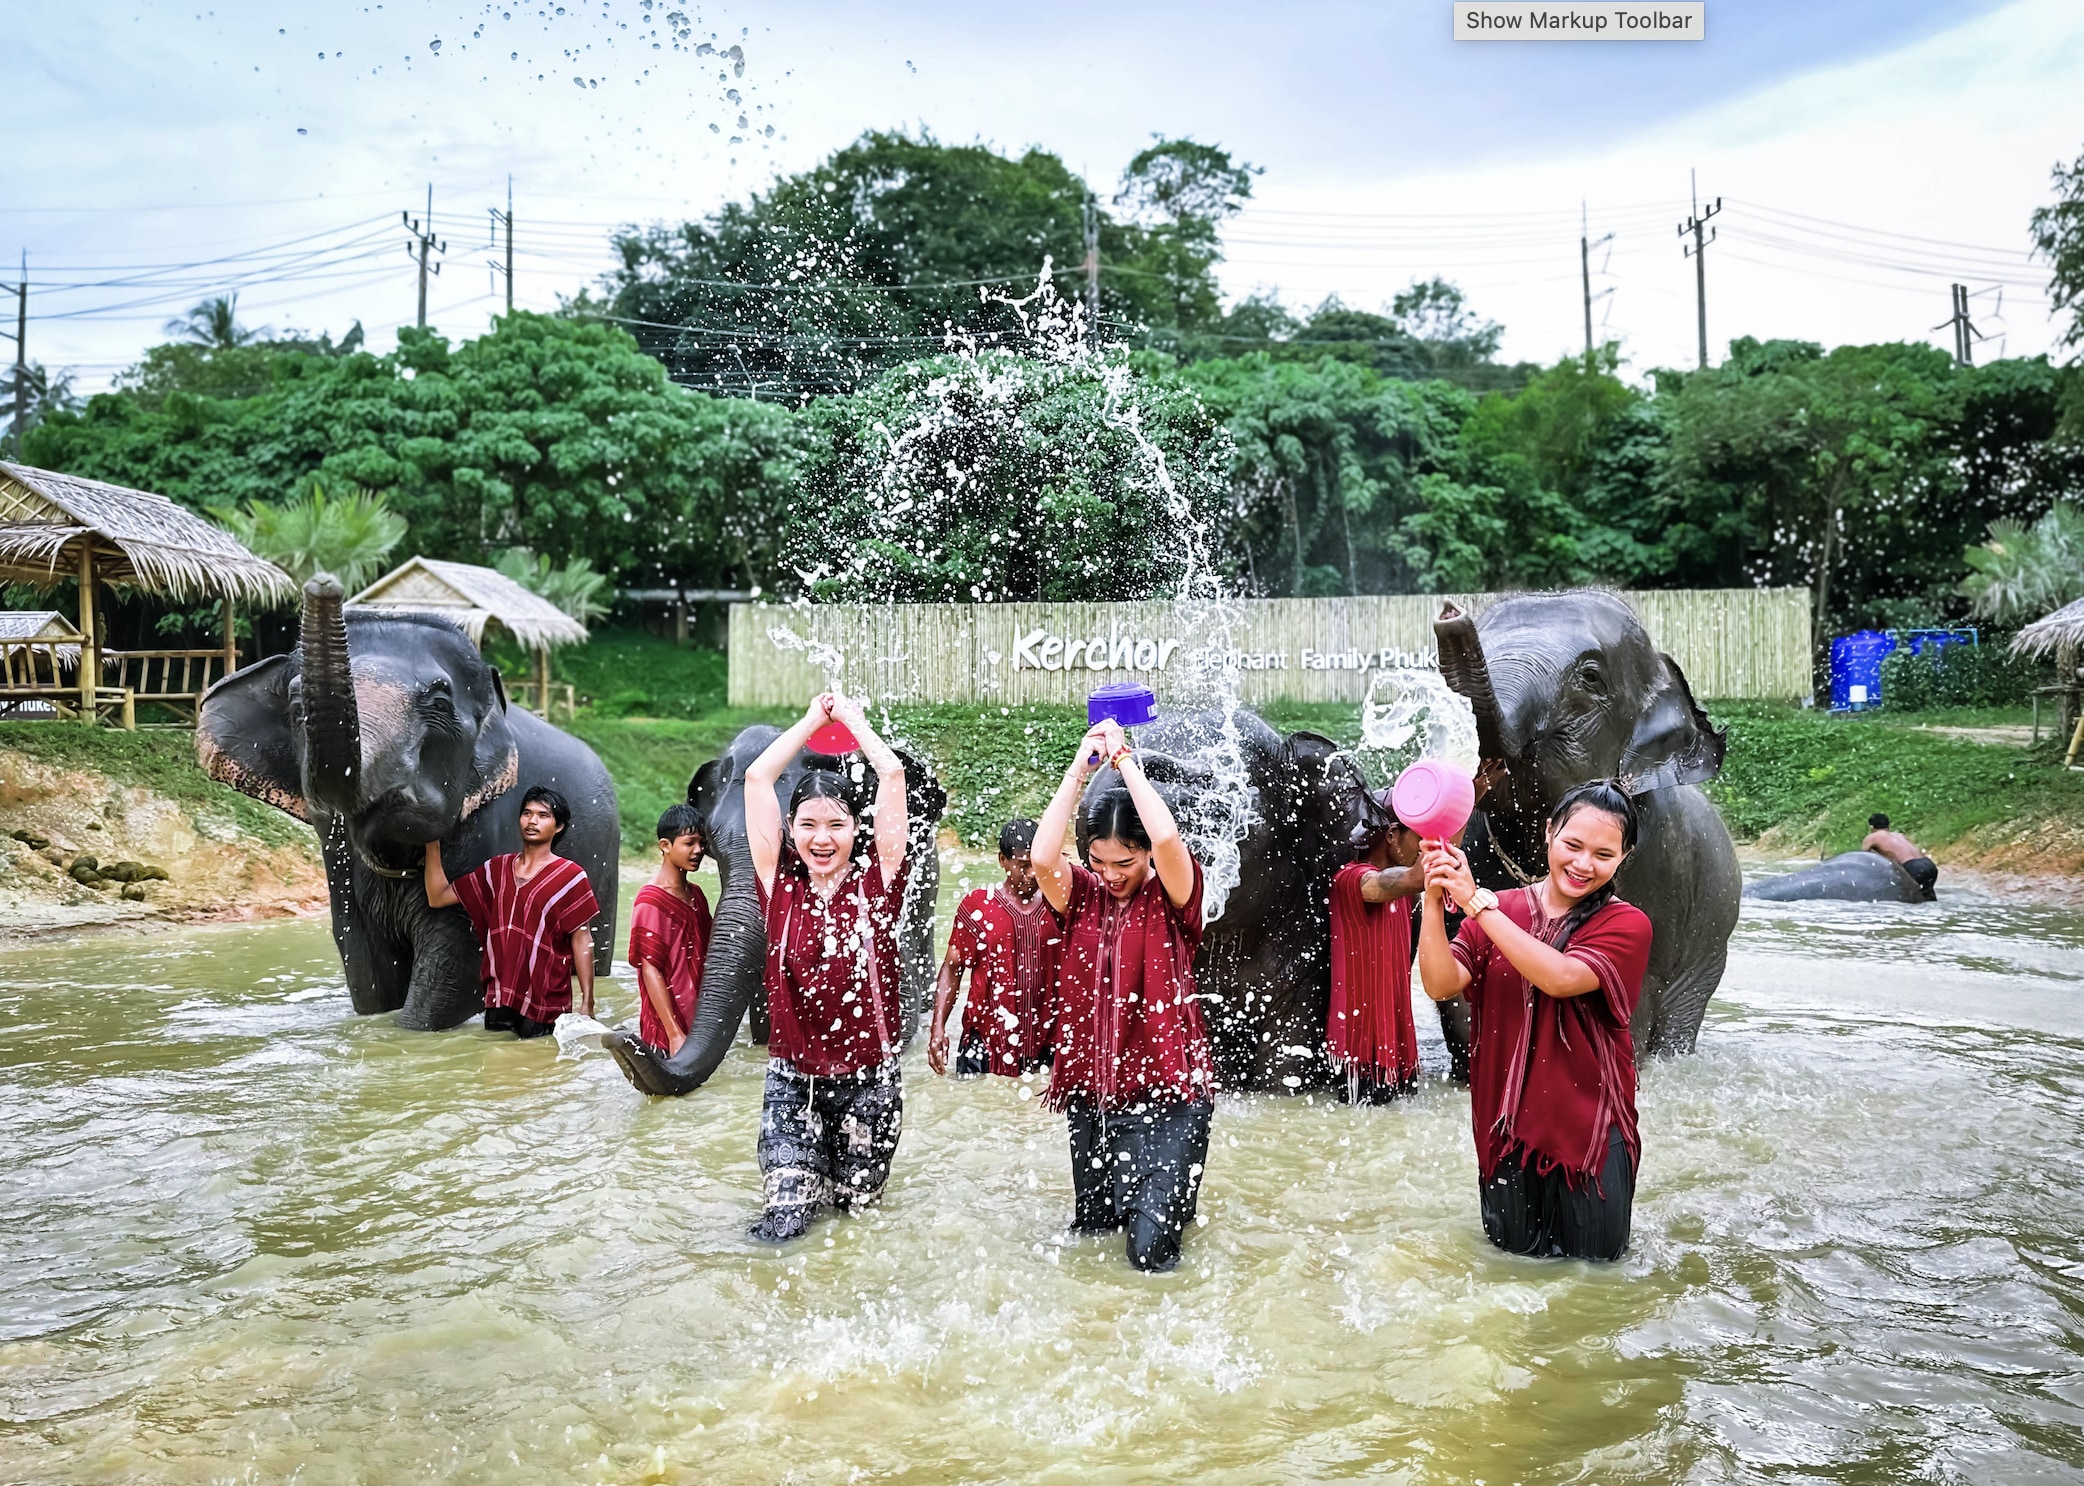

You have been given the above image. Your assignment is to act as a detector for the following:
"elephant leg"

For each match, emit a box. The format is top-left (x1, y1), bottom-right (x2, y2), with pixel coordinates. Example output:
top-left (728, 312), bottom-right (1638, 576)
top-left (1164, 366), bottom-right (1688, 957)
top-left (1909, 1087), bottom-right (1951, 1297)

top-left (398, 904), bottom-right (486, 1031)
top-left (1435, 996), bottom-right (1473, 1085)
top-left (1638, 944), bottom-right (1727, 1057)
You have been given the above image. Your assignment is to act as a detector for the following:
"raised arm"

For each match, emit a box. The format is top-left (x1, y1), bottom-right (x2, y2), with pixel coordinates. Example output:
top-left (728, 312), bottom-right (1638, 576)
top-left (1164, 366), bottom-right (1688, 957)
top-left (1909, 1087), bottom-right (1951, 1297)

top-left (1106, 721), bottom-right (1195, 912)
top-left (1034, 724), bottom-right (1108, 916)
top-left (746, 695), bottom-right (835, 894)
top-left (1359, 867), bottom-right (1424, 904)
top-left (831, 696), bottom-right (908, 881)
top-left (1414, 872), bottom-right (1471, 1002)
top-left (422, 841), bottom-right (460, 909)
top-left (1423, 843), bottom-right (1599, 999)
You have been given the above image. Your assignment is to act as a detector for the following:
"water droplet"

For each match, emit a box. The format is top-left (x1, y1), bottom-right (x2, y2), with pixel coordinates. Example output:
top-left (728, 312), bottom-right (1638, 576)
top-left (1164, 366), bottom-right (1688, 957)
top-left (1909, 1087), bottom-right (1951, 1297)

top-left (428, 37), bottom-right (442, 52)
top-left (297, 127), bottom-right (309, 135)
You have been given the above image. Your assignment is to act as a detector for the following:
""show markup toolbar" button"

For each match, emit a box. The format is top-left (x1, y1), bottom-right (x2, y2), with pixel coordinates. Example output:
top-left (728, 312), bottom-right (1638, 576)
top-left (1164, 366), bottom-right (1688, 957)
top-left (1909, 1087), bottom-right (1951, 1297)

top-left (1453, 3), bottom-right (1705, 40)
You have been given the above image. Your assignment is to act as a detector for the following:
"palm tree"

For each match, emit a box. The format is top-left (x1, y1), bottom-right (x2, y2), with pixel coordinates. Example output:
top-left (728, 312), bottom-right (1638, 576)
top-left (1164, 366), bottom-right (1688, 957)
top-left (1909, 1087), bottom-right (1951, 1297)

top-left (1960, 502), bottom-right (2084, 622)
top-left (494, 548), bottom-right (611, 624)
top-left (211, 481), bottom-right (408, 591)
top-left (166, 294), bottom-right (265, 349)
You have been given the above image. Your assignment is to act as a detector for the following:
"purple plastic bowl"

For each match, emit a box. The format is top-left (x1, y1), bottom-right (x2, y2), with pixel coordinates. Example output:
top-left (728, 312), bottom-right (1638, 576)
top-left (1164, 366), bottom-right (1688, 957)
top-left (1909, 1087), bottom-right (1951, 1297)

top-left (1088, 683), bottom-right (1158, 728)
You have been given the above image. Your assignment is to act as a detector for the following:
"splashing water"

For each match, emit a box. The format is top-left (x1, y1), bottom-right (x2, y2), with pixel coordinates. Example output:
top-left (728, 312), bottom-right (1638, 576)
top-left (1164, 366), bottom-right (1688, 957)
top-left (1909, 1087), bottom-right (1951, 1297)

top-left (1360, 666), bottom-right (1479, 775)
top-left (766, 624), bottom-right (846, 696)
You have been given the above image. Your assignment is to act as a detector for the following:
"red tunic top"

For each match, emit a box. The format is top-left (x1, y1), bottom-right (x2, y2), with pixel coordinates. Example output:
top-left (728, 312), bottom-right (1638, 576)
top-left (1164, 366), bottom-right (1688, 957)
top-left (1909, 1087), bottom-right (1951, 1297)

top-left (1449, 887), bottom-right (1653, 1186)
top-left (1327, 862), bottom-right (1420, 1089)
top-left (628, 881), bottom-right (713, 1052)
top-left (1045, 858), bottom-right (1212, 1113)
top-left (757, 853), bottom-right (911, 1078)
top-left (453, 853), bottom-right (600, 1024)
top-left (949, 886), bottom-right (1062, 1074)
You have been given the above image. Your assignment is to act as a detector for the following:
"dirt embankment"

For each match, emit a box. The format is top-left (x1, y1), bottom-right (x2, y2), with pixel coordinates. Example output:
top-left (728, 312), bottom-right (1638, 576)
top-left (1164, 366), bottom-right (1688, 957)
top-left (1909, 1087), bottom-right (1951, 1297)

top-left (0, 746), bottom-right (324, 937)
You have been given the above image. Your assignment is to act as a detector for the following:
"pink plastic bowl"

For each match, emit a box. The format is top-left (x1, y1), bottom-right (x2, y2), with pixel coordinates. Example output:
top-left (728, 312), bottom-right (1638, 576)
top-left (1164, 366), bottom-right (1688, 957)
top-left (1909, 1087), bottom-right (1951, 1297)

top-left (1390, 758), bottom-right (1476, 842)
top-left (808, 720), bottom-right (859, 756)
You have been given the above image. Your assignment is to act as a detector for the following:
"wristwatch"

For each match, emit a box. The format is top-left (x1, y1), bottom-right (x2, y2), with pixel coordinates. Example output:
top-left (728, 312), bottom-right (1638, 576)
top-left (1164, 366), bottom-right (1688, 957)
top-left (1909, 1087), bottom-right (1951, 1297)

top-left (1463, 887), bottom-right (1500, 917)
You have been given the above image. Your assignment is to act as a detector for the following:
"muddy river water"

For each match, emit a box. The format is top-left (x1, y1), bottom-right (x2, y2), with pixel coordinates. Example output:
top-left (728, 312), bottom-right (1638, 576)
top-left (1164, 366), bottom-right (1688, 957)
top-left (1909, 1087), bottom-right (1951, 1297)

top-left (5, 870), bottom-right (2084, 1483)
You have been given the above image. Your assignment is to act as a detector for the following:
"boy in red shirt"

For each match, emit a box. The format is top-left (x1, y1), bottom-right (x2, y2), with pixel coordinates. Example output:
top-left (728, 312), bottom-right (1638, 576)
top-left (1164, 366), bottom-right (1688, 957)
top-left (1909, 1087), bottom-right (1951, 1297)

top-left (628, 803), bottom-right (713, 1055)
top-left (928, 819), bottom-right (1061, 1079)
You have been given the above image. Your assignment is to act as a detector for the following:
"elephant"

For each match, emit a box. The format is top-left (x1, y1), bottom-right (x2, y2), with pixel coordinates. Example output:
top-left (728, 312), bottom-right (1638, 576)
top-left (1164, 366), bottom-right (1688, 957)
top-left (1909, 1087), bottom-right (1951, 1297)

top-left (1435, 590), bottom-right (1742, 1057)
top-left (1076, 707), bottom-right (1383, 1094)
top-left (199, 575), bottom-right (619, 1030)
top-left (604, 724), bottom-right (948, 1097)
top-left (1744, 851), bottom-right (1929, 903)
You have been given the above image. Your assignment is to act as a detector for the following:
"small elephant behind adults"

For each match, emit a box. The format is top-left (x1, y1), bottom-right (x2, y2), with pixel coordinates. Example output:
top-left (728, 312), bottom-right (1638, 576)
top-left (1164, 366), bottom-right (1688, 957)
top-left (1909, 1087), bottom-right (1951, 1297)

top-left (1436, 591), bottom-right (1742, 1057)
top-left (199, 576), bottom-right (619, 1030)
top-left (604, 723), bottom-right (948, 1097)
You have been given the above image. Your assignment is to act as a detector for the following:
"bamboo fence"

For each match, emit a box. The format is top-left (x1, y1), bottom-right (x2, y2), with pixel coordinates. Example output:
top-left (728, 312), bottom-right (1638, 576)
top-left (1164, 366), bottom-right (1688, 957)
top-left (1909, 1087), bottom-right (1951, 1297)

top-left (727, 589), bottom-right (1813, 707)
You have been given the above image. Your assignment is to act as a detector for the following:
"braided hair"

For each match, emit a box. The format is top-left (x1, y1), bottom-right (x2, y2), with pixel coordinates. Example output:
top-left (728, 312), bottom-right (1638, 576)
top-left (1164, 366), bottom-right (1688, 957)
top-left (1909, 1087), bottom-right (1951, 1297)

top-left (1545, 779), bottom-right (1640, 949)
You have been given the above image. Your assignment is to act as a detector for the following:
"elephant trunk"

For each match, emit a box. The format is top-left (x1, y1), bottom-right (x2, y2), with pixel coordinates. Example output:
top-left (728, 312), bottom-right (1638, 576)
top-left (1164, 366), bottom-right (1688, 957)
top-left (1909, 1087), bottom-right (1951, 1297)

top-left (299, 574), bottom-right (363, 818)
top-left (1433, 601), bottom-right (1507, 764)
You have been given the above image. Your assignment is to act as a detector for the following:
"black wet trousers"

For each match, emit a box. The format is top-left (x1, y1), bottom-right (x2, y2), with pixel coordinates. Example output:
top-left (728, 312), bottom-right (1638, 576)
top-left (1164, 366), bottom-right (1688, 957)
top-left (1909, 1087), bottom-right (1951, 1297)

top-left (1479, 1124), bottom-right (1634, 1262)
top-left (483, 1005), bottom-right (556, 1039)
top-left (1065, 1098), bottom-right (1213, 1273)
top-left (955, 1030), bottom-right (1049, 1079)
top-left (1903, 856), bottom-right (1940, 901)
top-left (751, 1059), bottom-right (903, 1243)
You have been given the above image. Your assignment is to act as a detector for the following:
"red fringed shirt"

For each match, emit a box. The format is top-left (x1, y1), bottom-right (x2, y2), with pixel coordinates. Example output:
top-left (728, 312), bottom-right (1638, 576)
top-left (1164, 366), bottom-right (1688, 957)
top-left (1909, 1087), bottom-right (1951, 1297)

top-left (1327, 862), bottom-right (1420, 1090)
top-left (1045, 858), bottom-right (1213, 1113)
top-left (628, 881), bottom-right (713, 1052)
top-left (1449, 887), bottom-right (1653, 1187)
top-left (757, 853), bottom-right (911, 1077)
top-left (949, 886), bottom-right (1062, 1074)
top-left (453, 852), bottom-right (600, 1024)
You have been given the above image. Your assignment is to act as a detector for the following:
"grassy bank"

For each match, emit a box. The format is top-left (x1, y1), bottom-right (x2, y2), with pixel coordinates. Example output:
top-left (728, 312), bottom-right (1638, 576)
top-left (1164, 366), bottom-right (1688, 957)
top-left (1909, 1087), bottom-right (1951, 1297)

top-left (0, 723), bottom-right (310, 851)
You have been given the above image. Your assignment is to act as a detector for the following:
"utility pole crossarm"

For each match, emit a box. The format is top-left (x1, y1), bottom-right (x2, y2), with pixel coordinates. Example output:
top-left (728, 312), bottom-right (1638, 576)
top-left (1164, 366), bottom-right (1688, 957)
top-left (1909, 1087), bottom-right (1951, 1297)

top-left (1678, 171), bottom-right (1722, 370)
top-left (404, 185), bottom-right (447, 330)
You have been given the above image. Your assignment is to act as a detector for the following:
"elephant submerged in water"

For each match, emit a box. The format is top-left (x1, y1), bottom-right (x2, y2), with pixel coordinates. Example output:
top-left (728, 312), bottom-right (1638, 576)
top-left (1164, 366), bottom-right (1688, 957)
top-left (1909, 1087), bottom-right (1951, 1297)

top-left (1436, 591), bottom-right (1742, 1057)
top-left (1744, 852), bottom-right (1930, 903)
top-left (603, 723), bottom-right (947, 1097)
top-left (199, 577), bottom-right (619, 1029)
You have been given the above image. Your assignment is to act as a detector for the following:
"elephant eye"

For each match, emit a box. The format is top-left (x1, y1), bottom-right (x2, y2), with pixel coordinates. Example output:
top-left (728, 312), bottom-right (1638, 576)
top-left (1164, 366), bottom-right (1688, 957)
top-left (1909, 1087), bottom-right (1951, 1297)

top-left (1577, 661), bottom-right (1607, 694)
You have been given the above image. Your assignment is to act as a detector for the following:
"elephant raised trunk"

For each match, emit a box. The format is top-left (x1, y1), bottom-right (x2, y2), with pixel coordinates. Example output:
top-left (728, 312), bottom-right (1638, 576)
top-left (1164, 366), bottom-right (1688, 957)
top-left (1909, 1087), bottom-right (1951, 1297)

top-left (299, 574), bottom-right (362, 819)
top-left (1433, 601), bottom-right (1507, 763)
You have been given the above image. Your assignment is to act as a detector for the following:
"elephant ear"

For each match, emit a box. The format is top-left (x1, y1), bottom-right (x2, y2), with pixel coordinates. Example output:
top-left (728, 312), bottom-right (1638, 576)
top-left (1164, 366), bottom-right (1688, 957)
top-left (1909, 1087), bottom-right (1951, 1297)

top-left (1284, 731), bottom-right (1386, 854)
top-left (687, 756), bottom-right (726, 818)
top-left (1619, 652), bottom-right (1726, 793)
top-left (896, 747), bottom-right (948, 827)
top-left (461, 688), bottom-right (521, 820)
top-left (197, 655), bottom-right (309, 821)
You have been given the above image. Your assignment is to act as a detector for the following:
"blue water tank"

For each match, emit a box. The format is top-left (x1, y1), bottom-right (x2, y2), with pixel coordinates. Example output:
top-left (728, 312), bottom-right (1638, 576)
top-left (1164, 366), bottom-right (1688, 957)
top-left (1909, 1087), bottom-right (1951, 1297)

top-left (1830, 630), bottom-right (1895, 711)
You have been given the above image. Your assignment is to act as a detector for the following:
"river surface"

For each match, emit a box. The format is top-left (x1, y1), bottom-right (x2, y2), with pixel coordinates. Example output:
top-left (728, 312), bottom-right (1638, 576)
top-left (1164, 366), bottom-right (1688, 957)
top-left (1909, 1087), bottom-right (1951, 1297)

top-left (5, 868), bottom-right (2084, 1483)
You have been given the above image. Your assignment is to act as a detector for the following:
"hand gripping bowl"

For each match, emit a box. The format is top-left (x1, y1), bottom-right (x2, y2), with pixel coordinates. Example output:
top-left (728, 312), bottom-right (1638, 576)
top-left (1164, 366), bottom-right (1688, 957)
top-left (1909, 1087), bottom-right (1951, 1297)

top-left (1390, 758), bottom-right (1476, 842)
top-left (1087, 684), bottom-right (1158, 764)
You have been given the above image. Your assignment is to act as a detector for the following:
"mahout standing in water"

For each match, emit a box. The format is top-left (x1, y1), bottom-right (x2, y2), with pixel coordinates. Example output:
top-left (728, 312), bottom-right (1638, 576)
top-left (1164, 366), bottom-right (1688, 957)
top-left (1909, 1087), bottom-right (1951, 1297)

top-left (1328, 792), bottom-right (1425, 1103)
top-left (629, 804), bottom-right (714, 1055)
top-left (422, 785), bottom-right (600, 1039)
top-left (1033, 718), bottom-right (1214, 1273)
top-left (743, 692), bottom-right (913, 1244)
top-left (929, 818), bottom-right (1062, 1079)
top-left (1416, 779), bottom-right (1653, 1261)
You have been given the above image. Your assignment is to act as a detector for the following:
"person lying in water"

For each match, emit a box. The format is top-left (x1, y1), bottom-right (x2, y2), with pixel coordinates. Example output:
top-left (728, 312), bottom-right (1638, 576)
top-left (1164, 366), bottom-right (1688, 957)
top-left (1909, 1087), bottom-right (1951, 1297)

top-left (929, 817), bottom-right (1061, 1080)
top-left (1032, 718), bottom-right (1214, 1274)
top-left (1862, 813), bottom-right (1939, 901)
top-left (423, 785), bottom-right (599, 1040)
top-left (628, 803), bottom-right (713, 1056)
top-left (743, 692), bottom-right (912, 1245)
top-left (1415, 779), bottom-right (1653, 1263)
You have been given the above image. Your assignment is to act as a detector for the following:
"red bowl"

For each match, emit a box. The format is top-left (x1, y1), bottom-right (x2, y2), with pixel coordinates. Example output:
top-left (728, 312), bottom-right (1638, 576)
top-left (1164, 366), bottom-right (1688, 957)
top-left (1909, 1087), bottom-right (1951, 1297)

top-left (808, 720), bottom-right (859, 755)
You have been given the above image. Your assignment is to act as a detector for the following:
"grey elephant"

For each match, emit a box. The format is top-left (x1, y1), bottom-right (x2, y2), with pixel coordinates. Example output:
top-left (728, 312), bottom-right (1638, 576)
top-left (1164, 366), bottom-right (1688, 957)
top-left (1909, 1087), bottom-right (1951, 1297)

top-left (1745, 852), bottom-right (1929, 903)
top-left (1436, 591), bottom-right (1742, 1057)
top-left (199, 576), bottom-right (619, 1029)
top-left (604, 724), bottom-right (947, 1096)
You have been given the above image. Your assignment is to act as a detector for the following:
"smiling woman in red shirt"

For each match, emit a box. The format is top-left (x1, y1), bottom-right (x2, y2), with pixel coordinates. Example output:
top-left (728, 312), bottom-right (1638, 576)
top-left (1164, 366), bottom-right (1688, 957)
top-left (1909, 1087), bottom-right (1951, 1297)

top-left (1032, 717), bottom-right (1213, 1273)
top-left (1415, 778), bottom-right (1653, 1262)
top-left (742, 691), bottom-right (913, 1246)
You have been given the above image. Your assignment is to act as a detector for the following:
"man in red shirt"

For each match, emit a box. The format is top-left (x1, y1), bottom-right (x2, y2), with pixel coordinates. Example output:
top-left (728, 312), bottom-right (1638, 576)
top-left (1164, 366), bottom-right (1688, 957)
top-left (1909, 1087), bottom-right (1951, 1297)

top-left (423, 785), bottom-right (600, 1039)
top-left (628, 803), bottom-right (713, 1055)
top-left (928, 818), bottom-right (1061, 1080)
top-left (1328, 791), bottom-right (1424, 1102)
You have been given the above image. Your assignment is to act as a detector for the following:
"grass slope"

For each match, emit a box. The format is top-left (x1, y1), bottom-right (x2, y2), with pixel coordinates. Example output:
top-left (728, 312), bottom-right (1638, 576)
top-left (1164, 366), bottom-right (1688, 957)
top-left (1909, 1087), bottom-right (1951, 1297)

top-left (0, 723), bottom-right (311, 850)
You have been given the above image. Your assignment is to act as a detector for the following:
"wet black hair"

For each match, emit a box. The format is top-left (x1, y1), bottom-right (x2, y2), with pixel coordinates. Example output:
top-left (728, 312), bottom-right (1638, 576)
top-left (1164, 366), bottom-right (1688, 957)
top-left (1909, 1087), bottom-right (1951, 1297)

top-left (1546, 779), bottom-right (1640, 948)
top-left (1869, 812), bottom-right (1891, 830)
top-left (1081, 788), bottom-right (1152, 854)
top-left (520, 785), bottom-right (572, 842)
top-left (656, 803), bottom-right (703, 844)
top-left (998, 818), bottom-right (1038, 858)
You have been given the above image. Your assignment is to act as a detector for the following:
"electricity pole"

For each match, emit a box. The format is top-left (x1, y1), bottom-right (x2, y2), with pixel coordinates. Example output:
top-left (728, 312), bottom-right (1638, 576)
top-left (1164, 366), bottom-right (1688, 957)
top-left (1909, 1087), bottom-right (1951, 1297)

top-left (1935, 283), bottom-right (1984, 367)
top-left (1580, 202), bottom-right (1612, 366)
top-left (403, 186), bottom-right (446, 330)
top-left (1081, 187), bottom-right (1100, 348)
top-left (1677, 169), bottom-right (1721, 370)
top-left (488, 176), bottom-right (514, 316)
top-left (5, 254), bottom-right (24, 455)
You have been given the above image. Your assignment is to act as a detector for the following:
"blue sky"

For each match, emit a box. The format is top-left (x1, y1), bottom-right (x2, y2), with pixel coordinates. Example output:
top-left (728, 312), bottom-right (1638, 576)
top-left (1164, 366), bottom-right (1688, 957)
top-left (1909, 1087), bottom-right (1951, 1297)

top-left (5, 0), bottom-right (2077, 384)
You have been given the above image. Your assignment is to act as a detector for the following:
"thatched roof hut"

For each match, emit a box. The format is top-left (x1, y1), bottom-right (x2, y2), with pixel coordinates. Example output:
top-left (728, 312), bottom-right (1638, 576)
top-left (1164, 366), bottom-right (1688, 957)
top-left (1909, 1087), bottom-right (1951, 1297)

top-left (2011, 597), bottom-right (2084, 659)
top-left (0, 463), bottom-right (293, 601)
top-left (350, 557), bottom-right (588, 717)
